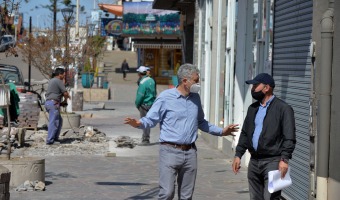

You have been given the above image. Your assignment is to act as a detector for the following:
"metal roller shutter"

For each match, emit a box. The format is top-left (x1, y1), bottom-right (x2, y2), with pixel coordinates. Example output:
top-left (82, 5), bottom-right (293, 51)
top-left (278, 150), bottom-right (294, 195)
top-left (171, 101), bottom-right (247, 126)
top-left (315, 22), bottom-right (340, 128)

top-left (272, 0), bottom-right (313, 199)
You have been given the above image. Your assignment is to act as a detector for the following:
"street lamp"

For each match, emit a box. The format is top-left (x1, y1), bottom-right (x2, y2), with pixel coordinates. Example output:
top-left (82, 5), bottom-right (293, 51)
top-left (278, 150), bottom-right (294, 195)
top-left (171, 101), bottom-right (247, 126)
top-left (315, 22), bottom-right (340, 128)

top-left (61, 7), bottom-right (74, 85)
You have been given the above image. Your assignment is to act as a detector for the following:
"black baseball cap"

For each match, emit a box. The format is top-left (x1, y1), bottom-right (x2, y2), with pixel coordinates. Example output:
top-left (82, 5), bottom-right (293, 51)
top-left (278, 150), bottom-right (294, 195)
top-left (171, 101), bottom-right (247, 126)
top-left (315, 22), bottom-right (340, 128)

top-left (246, 73), bottom-right (275, 88)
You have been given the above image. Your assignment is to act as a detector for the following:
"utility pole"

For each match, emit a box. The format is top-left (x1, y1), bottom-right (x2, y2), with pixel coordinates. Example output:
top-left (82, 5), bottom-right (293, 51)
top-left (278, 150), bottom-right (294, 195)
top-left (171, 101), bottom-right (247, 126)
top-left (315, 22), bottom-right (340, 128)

top-left (28, 17), bottom-right (32, 91)
top-left (76, 0), bottom-right (79, 38)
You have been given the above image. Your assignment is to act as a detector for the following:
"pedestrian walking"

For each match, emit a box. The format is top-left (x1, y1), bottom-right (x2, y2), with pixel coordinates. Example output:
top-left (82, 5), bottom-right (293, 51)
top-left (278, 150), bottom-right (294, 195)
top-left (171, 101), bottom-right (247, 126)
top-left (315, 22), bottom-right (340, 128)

top-left (45, 68), bottom-right (70, 145)
top-left (121, 59), bottom-right (129, 80)
top-left (232, 73), bottom-right (296, 200)
top-left (135, 66), bottom-right (157, 145)
top-left (125, 63), bottom-right (239, 199)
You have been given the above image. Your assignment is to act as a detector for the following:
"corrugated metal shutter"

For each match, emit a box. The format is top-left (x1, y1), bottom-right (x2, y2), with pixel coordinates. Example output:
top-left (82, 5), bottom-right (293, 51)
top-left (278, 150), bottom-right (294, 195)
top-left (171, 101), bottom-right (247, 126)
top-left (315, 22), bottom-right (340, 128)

top-left (272, 0), bottom-right (313, 200)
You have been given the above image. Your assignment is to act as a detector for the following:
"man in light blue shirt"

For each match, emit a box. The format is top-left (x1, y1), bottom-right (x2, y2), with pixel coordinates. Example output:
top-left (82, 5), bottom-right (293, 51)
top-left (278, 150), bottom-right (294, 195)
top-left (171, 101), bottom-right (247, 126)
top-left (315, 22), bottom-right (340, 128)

top-left (125, 64), bottom-right (239, 200)
top-left (252, 95), bottom-right (275, 150)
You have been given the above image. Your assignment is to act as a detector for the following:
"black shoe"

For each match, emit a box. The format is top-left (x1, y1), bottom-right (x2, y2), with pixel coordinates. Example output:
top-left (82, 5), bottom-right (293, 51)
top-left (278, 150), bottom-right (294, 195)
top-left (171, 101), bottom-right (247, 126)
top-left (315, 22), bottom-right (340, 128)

top-left (139, 140), bottom-right (150, 146)
top-left (46, 141), bottom-right (61, 145)
top-left (55, 139), bottom-right (63, 143)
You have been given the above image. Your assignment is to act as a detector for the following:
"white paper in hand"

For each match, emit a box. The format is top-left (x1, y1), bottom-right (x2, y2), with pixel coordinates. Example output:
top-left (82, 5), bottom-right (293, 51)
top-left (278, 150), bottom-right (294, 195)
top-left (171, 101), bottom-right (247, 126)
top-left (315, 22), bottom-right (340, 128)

top-left (268, 168), bottom-right (292, 193)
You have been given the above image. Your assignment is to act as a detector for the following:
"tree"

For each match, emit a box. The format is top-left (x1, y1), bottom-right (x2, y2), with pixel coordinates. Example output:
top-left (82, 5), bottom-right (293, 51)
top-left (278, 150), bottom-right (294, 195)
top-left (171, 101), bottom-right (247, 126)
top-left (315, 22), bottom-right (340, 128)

top-left (0, 0), bottom-right (29, 36)
top-left (83, 35), bottom-right (106, 71)
top-left (39, 0), bottom-right (71, 42)
top-left (18, 26), bottom-right (106, 80)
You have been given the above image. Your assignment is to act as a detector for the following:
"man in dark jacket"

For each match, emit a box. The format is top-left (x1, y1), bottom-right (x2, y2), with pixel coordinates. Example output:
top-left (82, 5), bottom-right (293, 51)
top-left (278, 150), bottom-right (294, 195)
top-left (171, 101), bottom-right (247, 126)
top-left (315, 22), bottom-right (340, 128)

top-left (232, 73), bottom-right (296, 200)
top-left (121, 59), bottom-right (129, 80)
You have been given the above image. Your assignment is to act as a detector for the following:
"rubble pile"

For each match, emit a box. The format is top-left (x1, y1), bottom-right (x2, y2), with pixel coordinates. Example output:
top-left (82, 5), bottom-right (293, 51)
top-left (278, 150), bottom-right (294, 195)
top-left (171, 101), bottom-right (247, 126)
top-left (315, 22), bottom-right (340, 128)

top-left (13, 126), bottom-right (110, 157)
top-left (114, 136), bottom-right (136, 148)
top-left (14, 180), bottom-right (45, 192)
top-left (0, 127), bottom-right (25, 153)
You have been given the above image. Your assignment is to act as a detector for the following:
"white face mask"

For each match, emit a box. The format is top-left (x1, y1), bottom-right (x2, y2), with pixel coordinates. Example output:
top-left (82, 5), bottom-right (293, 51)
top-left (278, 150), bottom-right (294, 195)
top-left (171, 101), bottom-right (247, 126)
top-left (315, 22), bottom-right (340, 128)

top-left (189, 81), bottom-right (201, 93)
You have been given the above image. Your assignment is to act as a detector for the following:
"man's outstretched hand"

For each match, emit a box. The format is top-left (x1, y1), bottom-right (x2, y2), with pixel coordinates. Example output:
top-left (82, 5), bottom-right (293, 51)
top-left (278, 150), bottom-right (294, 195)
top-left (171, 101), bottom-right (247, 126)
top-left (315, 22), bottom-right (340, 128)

top-left (222, 124), bottom-right (239, 136)
top-left (124, 117), bottom-right (141, 128)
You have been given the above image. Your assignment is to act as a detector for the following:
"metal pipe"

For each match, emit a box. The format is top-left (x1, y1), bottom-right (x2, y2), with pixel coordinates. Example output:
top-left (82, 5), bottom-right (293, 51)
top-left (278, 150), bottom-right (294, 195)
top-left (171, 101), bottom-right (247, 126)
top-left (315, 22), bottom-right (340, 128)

top-left (316, 0), bottom-right (334, 199)
top-left (203, 0), bottom-right (212, 120)
top-left (215, 0), bottom-right (222, 125)
top-left (76, 0), bottom-right (79, 37)
top-left (29, 16), bottom-right (32, 91)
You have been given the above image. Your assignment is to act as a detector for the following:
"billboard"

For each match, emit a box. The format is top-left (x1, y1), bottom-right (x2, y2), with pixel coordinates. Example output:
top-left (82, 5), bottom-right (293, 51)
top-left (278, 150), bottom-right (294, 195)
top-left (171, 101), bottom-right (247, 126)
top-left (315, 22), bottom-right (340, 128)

top-left (123, 2), bottom-right (181, 37)
top-left (101, 18), bottom-right (123, 36)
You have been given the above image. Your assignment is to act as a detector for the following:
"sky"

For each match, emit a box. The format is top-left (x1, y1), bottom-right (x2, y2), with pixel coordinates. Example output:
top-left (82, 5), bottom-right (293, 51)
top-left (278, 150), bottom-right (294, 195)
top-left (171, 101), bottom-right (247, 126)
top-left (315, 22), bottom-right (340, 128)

top-left (19, 0), bottom-right (116, 29)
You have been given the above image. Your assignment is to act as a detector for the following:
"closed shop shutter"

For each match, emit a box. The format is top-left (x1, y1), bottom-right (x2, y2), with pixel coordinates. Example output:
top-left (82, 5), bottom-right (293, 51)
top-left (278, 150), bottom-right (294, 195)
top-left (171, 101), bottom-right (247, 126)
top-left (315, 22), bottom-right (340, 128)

top-left (272, 0), bottom-right (313, 199)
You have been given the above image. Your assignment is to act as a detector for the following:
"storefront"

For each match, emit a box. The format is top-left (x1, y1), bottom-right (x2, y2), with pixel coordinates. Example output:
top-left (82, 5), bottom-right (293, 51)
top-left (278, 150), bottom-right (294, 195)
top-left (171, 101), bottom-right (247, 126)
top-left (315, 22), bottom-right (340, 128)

top-left (134, 41), bottom-right (182, 84)
top-left (123, 1), bottom-right (182, 85)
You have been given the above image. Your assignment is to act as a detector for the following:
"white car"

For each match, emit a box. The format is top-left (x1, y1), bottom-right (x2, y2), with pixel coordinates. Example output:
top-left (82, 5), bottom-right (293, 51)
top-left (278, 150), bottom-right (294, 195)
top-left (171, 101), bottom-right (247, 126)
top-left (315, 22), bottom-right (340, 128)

top-left (0, 35), bottom-right (16, 52)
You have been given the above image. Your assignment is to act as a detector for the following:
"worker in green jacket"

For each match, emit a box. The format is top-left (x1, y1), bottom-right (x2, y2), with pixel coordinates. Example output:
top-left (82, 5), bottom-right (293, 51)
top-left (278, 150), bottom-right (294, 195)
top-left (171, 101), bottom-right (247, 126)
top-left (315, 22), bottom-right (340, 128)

top-left (135, 66), bottom-right (156, 145)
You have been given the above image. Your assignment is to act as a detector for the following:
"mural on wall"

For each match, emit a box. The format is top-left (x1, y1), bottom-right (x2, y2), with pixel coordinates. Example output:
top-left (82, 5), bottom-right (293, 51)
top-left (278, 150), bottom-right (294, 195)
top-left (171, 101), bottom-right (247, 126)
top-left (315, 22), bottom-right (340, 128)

top-left (101, 18), bottom-right (123, 36)
top-left (123, 1), bottom-right (180, 37)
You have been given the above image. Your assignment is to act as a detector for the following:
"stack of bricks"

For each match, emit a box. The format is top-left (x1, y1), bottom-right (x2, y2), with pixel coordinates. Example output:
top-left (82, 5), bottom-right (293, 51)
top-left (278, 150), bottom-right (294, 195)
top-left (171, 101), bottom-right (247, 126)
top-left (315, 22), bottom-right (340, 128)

top-left (0, 166), bottom-right (10, 200)
top-left (0, 116), bottom-right (3, 127)
top-left (17, 93), bottom-right (40, 129)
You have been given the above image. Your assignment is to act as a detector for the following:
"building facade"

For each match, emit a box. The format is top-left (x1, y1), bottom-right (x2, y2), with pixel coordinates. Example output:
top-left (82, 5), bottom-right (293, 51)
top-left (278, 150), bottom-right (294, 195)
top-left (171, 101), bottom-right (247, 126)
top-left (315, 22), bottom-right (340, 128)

top-left (154, 0), bottom-right (340, 199)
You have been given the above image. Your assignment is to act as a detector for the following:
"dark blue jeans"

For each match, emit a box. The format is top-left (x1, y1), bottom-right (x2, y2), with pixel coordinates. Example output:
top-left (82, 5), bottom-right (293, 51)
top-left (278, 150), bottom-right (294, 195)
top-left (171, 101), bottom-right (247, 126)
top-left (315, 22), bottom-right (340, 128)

top-left (45, 100), bottom-right (63, 144)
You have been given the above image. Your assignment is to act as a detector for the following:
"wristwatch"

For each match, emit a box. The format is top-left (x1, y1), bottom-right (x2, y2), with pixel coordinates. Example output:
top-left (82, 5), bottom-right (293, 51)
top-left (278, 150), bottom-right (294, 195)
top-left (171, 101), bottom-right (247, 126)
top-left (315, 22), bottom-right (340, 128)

top-left (280, 158), bottom-right (289, 164)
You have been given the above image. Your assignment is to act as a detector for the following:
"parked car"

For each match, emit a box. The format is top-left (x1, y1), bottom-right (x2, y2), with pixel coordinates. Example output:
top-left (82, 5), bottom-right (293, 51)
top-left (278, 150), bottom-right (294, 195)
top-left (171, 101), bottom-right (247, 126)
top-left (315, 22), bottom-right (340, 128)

top-left (0, 64), bottom-right (25, 92)
top-left (0, 35), bottom-right (16, 52)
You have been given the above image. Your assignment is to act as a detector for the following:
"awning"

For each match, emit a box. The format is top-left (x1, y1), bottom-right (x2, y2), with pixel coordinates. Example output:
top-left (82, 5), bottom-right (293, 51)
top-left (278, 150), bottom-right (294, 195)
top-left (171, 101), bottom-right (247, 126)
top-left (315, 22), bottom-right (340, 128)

top-left (98, 4), bottom-right (123, 16)
top-left (162, 44), bottom-right (182, 49)
top-left (153, 0), bottom-right (195, 10)
top-left (134, 43), bottom-right (161, 49)
top-left (134, 43), bottom-right (182, 49)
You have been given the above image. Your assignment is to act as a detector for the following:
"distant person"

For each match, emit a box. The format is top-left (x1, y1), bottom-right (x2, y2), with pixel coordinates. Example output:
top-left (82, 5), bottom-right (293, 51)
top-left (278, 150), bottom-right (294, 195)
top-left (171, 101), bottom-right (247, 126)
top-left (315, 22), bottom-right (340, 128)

top-left (45, 68), bottom-right (70, 145)
top-left (125, 64), bottom-right (239, 199)
top-left (232, 73), bottom-right (296, 200)
top-left (121, 59), bottom-right (129, 80)
top-left (134, 66), bottom-right (156, 145)
top-left (123, 37), bottom-right (129, 51)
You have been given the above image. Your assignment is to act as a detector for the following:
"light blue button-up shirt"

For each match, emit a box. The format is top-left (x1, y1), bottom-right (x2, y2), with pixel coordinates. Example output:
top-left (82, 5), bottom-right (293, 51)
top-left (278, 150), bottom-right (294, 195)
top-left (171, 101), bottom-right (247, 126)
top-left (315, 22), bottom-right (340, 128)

top-left (139, 88), bottom-right (223, 144)
top-left (252, 95), bottom-right (275, 150)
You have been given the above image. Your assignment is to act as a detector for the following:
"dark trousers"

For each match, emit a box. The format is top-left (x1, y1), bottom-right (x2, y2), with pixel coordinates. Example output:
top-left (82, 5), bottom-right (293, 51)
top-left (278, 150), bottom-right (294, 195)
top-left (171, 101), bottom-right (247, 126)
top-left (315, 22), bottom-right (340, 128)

top-left (123, 71), bottom-right (127, 78)
top-left (138, 106), bottom-right (151, 141)
top-left (248, 157), bottom-right (281, 200)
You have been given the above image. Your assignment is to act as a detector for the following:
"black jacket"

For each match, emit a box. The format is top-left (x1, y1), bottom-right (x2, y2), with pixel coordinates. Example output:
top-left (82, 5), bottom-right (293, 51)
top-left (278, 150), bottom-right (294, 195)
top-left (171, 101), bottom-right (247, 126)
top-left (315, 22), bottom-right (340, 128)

top-left (235, 96), bottom-right (296, 160)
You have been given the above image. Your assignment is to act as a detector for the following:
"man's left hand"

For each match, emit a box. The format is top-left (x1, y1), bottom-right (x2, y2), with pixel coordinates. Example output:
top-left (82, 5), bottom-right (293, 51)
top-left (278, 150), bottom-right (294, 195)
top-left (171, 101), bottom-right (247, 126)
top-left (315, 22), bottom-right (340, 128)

top-left (60, 101), bottom-right (68, 107)
top-left (124, 117), bottom-right (141, 128)
top-left (279, 161), bottom-right (289, 179)
top-left (221, 124), bottom-right (239, 136)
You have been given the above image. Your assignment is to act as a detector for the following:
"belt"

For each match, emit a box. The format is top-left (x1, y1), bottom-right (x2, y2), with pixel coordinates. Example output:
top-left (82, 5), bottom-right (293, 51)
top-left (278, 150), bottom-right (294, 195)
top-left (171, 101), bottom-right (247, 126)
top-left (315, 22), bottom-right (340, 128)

top-left (160, 142), bottom-right (195, 151)
top-left (47, 99), bottom-right (59, 102)
top-left (250, 153), bottom-right (280, 160)
top-left (47, 99), bottom-right (60, 105)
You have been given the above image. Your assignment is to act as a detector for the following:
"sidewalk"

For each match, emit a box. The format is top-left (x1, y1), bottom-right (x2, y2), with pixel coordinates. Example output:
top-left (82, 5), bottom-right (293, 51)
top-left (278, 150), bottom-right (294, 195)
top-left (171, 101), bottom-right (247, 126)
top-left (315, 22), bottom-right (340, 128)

top-left (11, 50), bottom-right (249, 200)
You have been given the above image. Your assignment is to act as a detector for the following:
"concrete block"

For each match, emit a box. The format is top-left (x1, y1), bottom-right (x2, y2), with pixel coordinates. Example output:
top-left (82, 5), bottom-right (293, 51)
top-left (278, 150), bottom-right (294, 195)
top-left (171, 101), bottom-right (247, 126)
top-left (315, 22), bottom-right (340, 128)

top-left (81, 113), bottom-right (93, 118)
top-left (0, 157), bottom-right (45, 188)
top-left (61, 113), bottom-right (81, 129)
top-left (17, 128), bottom-right (26, 147)
top-left (0, 183), bottom-right (7, 194)
top-left (82, 88), bottom-right (109, 102)
top-left (0, 193), bottom-right (10, 200)
top-left (105, 152), bottom-right (116, 157)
